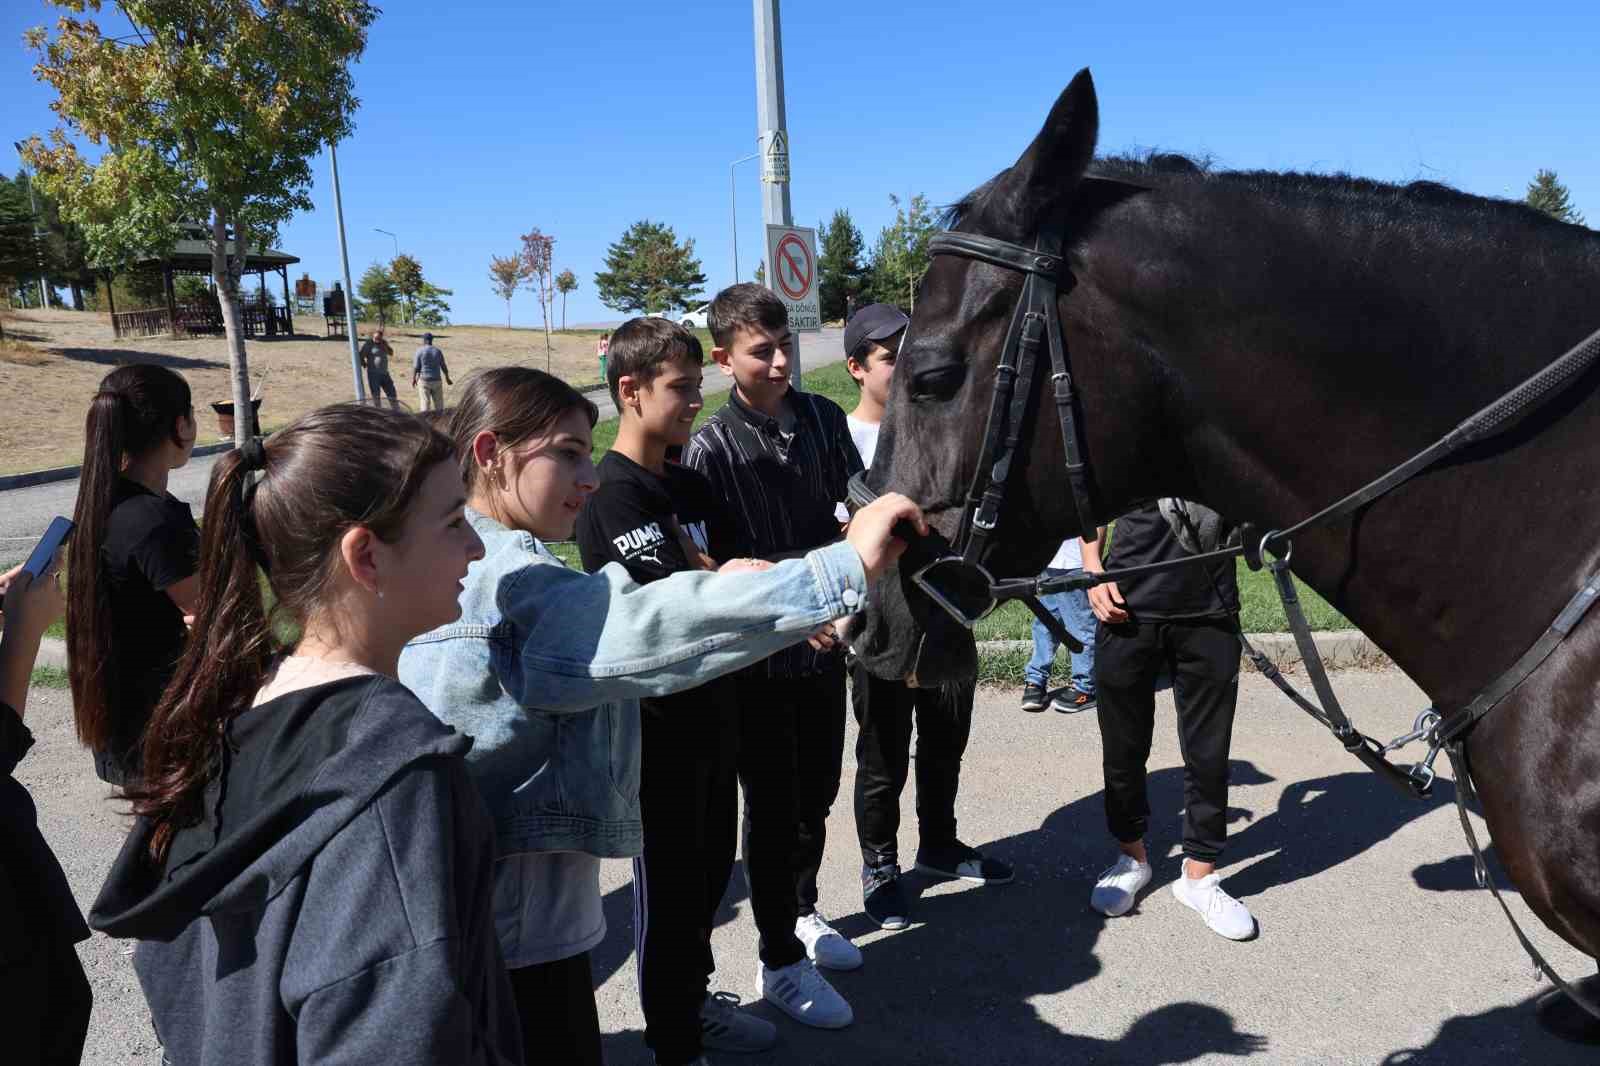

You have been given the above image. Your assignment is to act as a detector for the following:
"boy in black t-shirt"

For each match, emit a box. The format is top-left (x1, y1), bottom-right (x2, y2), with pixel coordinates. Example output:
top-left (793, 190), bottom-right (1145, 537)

top-left (578, 318), bottom-right (830, 1065)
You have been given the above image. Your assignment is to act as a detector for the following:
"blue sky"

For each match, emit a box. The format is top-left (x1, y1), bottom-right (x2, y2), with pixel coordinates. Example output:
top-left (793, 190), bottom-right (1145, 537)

top-left (4, 0), bottom-right (1596, 327)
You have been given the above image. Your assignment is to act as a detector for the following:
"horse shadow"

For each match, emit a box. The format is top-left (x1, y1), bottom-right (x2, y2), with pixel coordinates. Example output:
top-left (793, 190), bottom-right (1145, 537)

top-left (1379, 992), bottom-right (1598, 1065)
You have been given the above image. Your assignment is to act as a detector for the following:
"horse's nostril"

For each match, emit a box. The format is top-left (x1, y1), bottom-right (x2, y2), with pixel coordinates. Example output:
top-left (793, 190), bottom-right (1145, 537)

top-left (911, 364), bottom-right (966, 402)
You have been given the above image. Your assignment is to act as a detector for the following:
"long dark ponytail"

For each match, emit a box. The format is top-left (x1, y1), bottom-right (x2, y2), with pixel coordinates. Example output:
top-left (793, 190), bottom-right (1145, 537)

top-left (67, 364), bottom-right (193, 752)
top-left (130, 404), bottom-right (456, 863)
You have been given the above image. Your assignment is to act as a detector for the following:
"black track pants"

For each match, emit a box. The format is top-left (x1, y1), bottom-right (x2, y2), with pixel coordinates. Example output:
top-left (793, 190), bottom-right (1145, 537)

top-left (1095, 618), bottom-right (1241, 863)
top-left (508, 951), bottom-right (603, 1066)
top-left (737, 664), bottom-right (847, 961)
top-left (851, 660), bottom-right (975, 868)
top-left (633, 698), bottom-right (739, 1066)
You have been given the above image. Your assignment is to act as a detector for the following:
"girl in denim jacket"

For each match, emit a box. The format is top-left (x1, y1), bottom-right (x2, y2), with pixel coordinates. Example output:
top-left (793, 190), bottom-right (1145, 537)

top-left (397, 368), bottom-right (922, 1065)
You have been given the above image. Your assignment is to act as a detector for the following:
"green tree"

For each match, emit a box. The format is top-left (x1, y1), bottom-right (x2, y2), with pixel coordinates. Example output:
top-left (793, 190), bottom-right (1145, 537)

top-left (867, 193), bottom-right (938, 311)
top-left (753, 259), bottom-right (765, 286)
top-left (594, 220), bottom-right (706, 314)
top-left (412, 280), bottom-right (452, 327)
top-left (817, 208), bottom-right (868, 323)
top-left (389, 253), bottom-right (424, 323)
top-left (555, 268), bottom-right (577, 331)
top-left (24, 0), bottom-right (377, 445)
top-left (358, 262), bottom-right (398, 325)
top-left (488, 253), bottom-right (525, 328)
top-left (0, 178), bottom-right (39, 339)
top-left (1525, 169), bottom-right (1586, 226)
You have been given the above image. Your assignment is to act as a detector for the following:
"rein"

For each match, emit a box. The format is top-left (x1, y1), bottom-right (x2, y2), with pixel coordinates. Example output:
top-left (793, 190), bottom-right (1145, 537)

top-left (868, 217), bottom-right (1600, 1014)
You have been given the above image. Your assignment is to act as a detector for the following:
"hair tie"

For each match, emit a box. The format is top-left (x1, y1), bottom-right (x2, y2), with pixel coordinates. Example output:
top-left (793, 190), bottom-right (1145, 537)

top-left (236, 437), bottom-right (271, 574)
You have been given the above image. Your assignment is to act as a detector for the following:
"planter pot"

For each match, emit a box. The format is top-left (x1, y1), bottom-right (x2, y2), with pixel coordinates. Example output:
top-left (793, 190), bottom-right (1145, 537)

top-left (211, 398), bottom-right (262, 439)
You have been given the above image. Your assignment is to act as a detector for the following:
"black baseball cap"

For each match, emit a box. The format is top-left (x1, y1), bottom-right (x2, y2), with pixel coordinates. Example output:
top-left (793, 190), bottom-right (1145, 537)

top-left (844, 303), bottom-right (909, 361)
top-left (422, 332), bottom-right (434, 341)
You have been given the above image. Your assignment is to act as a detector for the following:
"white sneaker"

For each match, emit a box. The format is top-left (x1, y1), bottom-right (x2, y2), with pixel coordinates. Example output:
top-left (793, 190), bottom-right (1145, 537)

top-left (794, 910), bottom-right (863, 971)
top-left (699, 989), bottom-right (777, 1052)
top-left (757, 958), bottom-right (853, 1029)
top-left (1171, 859), bottom-right (1256, 940)
top-left (1089, 853), bottom-right (1153, 917)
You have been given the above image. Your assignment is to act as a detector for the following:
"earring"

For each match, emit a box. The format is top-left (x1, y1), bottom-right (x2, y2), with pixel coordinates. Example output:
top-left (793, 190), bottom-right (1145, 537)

top-left (376, 587), bottom-right (384, 600)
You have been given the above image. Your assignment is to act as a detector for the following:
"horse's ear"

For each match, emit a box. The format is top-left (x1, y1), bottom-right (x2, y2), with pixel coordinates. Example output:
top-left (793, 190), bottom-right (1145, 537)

top-left (992, 69), bottom-right (1100, 236)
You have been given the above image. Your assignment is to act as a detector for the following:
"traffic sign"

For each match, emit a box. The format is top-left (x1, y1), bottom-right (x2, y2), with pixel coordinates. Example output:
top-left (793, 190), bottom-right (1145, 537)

top-left (760, 129), bottom-right (789, 184)
top-left (764, 224), bottom-right (819, 331)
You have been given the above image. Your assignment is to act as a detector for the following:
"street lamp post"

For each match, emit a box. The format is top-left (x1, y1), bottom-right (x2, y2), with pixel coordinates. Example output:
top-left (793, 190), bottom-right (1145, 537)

top-left (374, 227), bottom-right (398, 259)
top-left (12, 142), bottom-right (49, 309)
top-left (729, 151), bottom-right (759, 285)
top-left (329, 142), bottom-right (365, 402)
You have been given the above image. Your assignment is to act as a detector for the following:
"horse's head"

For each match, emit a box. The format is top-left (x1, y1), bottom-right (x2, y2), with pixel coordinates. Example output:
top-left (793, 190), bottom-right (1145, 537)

top-left (855, 69), bottom-right (1160, 683)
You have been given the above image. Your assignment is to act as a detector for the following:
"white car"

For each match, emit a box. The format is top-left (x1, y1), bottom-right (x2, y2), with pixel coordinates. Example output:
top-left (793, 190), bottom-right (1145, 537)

top-left (679, 304), bottom-right (710, 329)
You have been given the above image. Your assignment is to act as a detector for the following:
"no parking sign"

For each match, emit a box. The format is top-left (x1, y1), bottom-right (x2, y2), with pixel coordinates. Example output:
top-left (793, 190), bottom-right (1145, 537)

top-left (764, 224), bottom-right (820, 332)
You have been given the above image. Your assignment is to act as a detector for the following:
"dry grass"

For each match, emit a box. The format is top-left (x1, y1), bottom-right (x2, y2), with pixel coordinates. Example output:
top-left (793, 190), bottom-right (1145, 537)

top-left (1, 308), bottom-right (613, 474)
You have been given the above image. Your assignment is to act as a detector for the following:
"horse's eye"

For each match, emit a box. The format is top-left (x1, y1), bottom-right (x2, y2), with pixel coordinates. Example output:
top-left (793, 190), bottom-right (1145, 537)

top-left (910, 363), bottom-right (967, 403)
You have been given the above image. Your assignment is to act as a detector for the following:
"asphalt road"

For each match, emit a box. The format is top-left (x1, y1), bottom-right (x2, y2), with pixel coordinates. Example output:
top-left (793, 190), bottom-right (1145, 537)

top-left (21, 666), bottom-right (1595, 1066)
top-left (0, 326), bottom-right (847, 563)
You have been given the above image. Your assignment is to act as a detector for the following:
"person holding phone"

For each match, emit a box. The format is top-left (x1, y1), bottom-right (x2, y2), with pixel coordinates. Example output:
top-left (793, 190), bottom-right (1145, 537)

top-left (2, 557), bottom-right (94, 1064)
top-left (67, 364), bottom-right (201, 786)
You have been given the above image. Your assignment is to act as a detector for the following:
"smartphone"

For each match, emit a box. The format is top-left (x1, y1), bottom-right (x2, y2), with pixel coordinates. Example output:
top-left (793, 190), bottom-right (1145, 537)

top-left (22, 516), bottom-right (74, 579)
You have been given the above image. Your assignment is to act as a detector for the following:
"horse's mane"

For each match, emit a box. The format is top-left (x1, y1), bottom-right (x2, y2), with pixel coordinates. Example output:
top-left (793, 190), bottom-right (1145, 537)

top-left (941, 150), bottom-right (1594, 245)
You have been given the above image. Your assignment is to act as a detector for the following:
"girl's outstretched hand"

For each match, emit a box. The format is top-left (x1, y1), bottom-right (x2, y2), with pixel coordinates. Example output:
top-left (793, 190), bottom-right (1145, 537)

top-left (844, 493), bottom-right (927, 583)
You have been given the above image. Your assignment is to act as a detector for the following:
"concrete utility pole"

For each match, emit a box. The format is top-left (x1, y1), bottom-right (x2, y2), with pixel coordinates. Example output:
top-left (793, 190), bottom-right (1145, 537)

top-left (752, 0), bottom-right (799, 384)
top-left (329, 143), bottom-right (366, 402)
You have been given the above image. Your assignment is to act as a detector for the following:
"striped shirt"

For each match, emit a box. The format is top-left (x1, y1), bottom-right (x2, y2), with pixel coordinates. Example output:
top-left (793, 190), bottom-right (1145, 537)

top-left (684, 388), bottom-right (864, 678)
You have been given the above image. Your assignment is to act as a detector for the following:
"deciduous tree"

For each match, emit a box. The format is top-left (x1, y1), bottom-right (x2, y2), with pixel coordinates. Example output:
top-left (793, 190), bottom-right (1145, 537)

top-left (555, 268), bottom-right (577, 331)
top-left (866, 193), bottom-right (937, 311)
top-left (520, 227), bottom-right (556, 369)
top-left (389, 253), bottom-right (424, 323)
top-left (488, 253), bottom-right (524, 328)
top-left (1525, 169), bottom-right (1586, 226)
top-left (358, 262), bottom-right (397, 325)
top-left (594, 220), bottom-right (706, 314)
top-left (23, 0), bottom-right (377, 445)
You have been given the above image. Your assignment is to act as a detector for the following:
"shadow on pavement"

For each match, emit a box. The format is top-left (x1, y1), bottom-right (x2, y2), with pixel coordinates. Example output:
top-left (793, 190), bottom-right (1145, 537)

top-left (1380, 992), bottom-right (1598, 1065)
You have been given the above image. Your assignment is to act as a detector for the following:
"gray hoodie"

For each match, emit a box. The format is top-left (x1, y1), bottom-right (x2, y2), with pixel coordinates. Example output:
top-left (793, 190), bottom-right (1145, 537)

top-left (90, 675), bottom-right (522, 1065)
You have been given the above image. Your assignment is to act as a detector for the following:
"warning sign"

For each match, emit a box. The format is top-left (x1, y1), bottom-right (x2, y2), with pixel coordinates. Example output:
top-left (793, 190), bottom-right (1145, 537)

top-left (760, 129), bottom-right (789, 184)
top-left (764, 225), bottom-right (819, 332)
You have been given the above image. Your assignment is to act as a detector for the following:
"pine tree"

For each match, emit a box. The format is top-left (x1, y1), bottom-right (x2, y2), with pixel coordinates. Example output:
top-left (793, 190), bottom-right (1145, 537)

top-left (867, 194), bottom-right (938, 311)
top-left (594, 220), bottom-right (706, 314)
top-left (1525, 169), bottom-right (1586, 226)
top-left (817, 209), bottom-right (868, 323)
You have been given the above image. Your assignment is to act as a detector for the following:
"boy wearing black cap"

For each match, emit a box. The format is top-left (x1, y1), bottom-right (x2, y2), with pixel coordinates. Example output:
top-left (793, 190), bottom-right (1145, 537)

top-left (843, 304), bottom-right (1013, 932)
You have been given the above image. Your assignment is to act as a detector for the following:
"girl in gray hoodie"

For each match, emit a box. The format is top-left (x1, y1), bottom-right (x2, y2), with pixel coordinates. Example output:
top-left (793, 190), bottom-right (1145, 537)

top-left (91, 405), bottom-right (521, 1065)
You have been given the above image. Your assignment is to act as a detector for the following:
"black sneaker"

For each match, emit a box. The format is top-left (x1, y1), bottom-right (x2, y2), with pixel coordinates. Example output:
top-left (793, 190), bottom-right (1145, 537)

top-left (862, 863), bottom-right (910, 929)
top-left (1021, 682), bottom-right (1048, 712)
top-left (915, 842), bottom-right (1015, 885)
top-left (1051, 686), bottom-right (1097, 713)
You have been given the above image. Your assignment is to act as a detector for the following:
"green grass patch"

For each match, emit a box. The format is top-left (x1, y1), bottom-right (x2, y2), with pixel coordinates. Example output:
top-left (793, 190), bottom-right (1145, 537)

top-left (30, 664), bottom-right (69, 689)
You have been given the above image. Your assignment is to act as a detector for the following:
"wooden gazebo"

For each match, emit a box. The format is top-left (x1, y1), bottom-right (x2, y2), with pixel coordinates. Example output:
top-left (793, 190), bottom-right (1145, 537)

top-left (104, 225), bottom-right (301, 339)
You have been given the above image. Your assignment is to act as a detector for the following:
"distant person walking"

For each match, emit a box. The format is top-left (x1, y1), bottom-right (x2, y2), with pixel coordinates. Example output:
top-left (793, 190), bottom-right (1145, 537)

top-left (67, 364), bottom-right (201, 787)
top-left (359, 327), bottom-right (398, 409)
top-left (412, 331), bottom-right (452, 412)
top-left (597, 331), bottom-right (610, 382)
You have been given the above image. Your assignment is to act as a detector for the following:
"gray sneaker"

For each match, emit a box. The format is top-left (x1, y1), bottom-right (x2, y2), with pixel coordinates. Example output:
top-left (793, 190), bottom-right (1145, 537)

top-left (700, 989), bottom-right (777, 1052)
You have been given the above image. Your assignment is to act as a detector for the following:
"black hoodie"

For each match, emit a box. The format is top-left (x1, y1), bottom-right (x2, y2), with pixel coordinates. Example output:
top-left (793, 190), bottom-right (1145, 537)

top-left (90, 674), bottom-right (522, 1065)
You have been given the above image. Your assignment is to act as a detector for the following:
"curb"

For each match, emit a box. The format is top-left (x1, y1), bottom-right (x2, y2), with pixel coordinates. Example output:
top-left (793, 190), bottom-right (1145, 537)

top-left (31, 631), bottom-right (1391, 678)
top-left (0, 441), bottom-right (234, 493)
top-left (977, 629), bottom-right (1391, 672)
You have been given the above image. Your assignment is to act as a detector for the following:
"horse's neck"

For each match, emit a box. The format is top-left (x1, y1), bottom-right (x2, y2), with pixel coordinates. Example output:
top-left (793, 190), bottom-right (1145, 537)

top-left (1102, 205), bottom-right (1600, 707)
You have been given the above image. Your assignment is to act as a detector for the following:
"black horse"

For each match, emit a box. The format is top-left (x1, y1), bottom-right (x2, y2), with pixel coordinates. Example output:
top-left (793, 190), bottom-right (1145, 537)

top-left (856, 69), bottom-right (1600, 1031)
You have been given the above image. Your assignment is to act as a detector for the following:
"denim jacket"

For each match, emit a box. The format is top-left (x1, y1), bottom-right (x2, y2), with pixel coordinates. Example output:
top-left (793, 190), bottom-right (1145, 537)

top-left (398, 508), bottom-right (868, 860)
